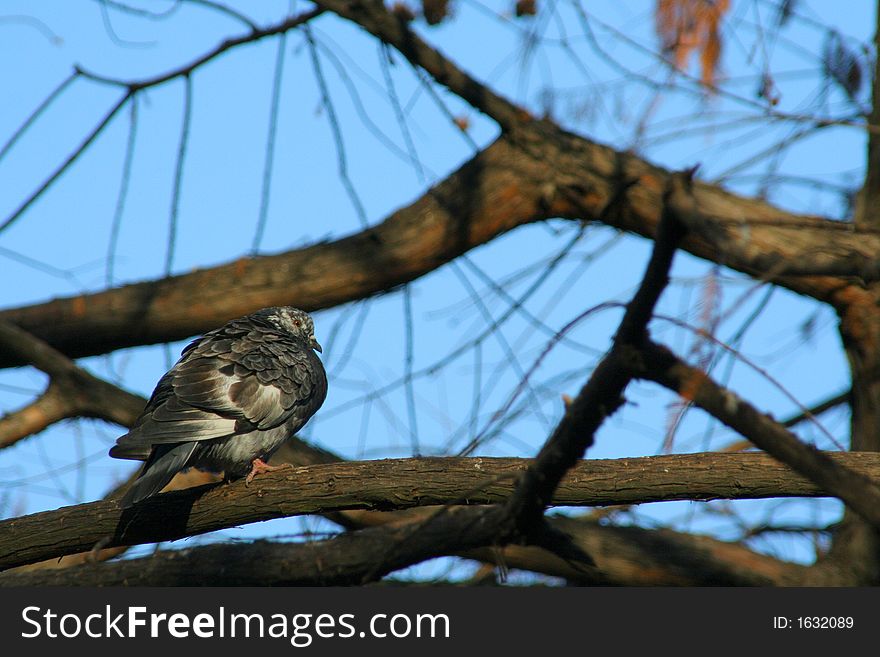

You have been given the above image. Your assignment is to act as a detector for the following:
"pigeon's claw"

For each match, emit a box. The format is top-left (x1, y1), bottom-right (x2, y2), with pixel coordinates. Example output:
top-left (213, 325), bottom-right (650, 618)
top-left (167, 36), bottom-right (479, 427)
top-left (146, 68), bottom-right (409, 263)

top-left (245, 458), bottom-right (282, 486)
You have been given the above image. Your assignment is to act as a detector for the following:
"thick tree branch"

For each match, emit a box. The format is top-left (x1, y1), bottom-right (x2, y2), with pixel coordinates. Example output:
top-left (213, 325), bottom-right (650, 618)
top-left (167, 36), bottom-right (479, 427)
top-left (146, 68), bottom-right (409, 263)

top-left (0, 488), bottom-right (825, 587)
top-left (0, 382), bottom-right (70, 448)
top-left (0, 506), bottom-right (510, 586)
top-left (639, 340), bottom-right (880, 530)
top-left (1, 124), bottom-right (872, 370)
top-left (7, 468), bottom-right (222, 574)
top-left (0, 136), bottom-right (551, 368)
top-left (834, 291), bottom-right (880, 582)
top-left (3, 451), bottom-right (877, 572)
top-left (833, 3), bottom-right (880, 566)
top-left (0, 505), bottom-right (810, 586)
top-left (465, 515), bottom-right (809, 586)
top-left (273, 440), bottom-right (823, 585)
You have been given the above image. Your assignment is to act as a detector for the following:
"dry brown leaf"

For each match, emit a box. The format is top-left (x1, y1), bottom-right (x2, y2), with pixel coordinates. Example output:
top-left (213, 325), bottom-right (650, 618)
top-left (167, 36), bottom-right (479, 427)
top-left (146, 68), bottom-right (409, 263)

top-left (655, 0), bottom-right (729, 89)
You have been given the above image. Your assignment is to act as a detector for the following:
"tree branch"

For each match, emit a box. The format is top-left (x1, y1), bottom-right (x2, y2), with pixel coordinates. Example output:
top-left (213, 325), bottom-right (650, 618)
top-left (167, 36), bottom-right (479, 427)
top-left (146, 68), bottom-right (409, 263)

top-left (0, 506), bottom-right (510, 586)
top-left (638, 340), bottom-right (880, 529)
top-left (1, 121), bottom-right (872, 370)
top-left (314, 0), bottom-right (529, 131)
top-left (0, 492), bottom-right (824, 587)
top-left (1, 504), bottom-right (806, 586)
top-left (0, 319), bottom-right (145, 447)
top-left (3, 451), bottom-right (877, 572)
top-left (464, 514), bottom-right (809, 586)
top-left (77, 8), bottom-right (324, 92)
top-left (0, 136), bottom-right (552, 368)
top-left (502, 169), bottom-right (691, 539)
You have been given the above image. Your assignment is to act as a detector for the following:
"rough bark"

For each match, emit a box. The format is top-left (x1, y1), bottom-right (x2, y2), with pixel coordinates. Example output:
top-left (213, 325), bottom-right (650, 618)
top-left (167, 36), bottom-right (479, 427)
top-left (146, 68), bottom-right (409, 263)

top-left (0, 123), bottom-right (875, 369)
top-left (0, 510), bottom-right (807, 586)
top-left (2, 452), bottom-right (877, 572)
top-left (639, 340), bottom-right (880, 529)
top-left (0, 506), bottom-right (510, 587)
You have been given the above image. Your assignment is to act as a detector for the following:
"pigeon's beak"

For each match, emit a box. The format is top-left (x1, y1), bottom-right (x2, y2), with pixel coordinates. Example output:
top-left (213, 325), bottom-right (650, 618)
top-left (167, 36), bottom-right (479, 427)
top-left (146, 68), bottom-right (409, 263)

top-left (310, 335), bottom-right (322, 353)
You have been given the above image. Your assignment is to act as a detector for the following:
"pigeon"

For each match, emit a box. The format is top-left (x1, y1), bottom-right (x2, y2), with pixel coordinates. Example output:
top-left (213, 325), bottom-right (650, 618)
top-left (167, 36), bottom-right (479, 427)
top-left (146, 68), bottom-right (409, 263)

top-left (110, 306), bottom-right (327, 508)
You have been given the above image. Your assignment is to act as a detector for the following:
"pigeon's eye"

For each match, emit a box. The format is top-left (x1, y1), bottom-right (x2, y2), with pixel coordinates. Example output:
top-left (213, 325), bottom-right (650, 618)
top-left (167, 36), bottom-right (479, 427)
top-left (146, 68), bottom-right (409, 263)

top-left (293, 320), bottom-right (302, 327)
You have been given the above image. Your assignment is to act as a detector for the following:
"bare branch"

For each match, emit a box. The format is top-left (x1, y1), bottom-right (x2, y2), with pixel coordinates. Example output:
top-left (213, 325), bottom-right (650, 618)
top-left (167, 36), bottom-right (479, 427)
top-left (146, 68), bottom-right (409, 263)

top-left (314, 0), bottom-right (531, 131)
top-left (0, 92), bottom-right (131, 234)
top-left (2, 125), bottom-right (875, 368)
top-left (0, 135), bottom-right (553, 367)
top-left (0, 320), bottom-right (145, 447)
top-left (638, 340), bottom-right (880, 529)
top-left (503, 169), bottom-right (692, 539)
top-left (0, 506), bottom-right (510, 586)
top-left (76, 8), bottom-right (324, 91)
top-left (2, 506), bottom-right (812, 586)
top-left (465, 514), bottom-right (809, 586)
top-left (3, 451), bottom-right (878, 572)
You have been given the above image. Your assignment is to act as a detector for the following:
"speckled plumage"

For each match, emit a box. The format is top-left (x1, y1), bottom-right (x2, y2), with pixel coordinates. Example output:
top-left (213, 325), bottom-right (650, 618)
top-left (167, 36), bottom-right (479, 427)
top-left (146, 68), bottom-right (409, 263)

top-left (111, 307), bottom-right (327, 508)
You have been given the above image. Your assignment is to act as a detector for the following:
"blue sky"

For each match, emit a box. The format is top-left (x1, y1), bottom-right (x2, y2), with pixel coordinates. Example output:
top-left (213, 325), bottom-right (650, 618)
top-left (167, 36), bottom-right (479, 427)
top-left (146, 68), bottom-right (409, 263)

top-left (0, 1), bottom-right (873, 574)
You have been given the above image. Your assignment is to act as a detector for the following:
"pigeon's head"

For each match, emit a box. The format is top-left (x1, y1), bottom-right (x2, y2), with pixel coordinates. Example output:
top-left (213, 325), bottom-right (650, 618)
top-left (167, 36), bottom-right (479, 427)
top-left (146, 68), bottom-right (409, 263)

top-left (262, 307), bottom-right (322, 353)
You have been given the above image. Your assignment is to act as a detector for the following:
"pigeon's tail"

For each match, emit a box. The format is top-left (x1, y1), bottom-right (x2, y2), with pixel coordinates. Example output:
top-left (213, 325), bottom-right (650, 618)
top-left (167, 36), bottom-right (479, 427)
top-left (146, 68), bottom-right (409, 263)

top-left (119, 442), bottom-right (198, 509)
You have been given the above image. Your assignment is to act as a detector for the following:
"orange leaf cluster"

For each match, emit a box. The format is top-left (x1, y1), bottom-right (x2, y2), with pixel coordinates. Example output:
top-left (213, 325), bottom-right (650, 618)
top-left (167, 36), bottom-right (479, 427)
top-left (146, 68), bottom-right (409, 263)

top-left (655, 0), bottom-right (729, 88)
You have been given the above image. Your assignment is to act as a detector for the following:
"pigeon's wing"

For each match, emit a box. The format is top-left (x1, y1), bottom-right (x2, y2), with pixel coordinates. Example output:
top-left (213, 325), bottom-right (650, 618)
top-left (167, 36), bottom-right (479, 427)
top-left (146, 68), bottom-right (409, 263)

top-left (110, 329), bottom-right (325, 460)
top-left (108, 369), bottom-right (204, 461)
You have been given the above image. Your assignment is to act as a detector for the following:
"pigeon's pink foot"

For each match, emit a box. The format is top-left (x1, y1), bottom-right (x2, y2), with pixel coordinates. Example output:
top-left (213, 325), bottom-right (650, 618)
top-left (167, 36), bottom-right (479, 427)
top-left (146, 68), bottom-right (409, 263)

top-left (245, 458), bottom-right (281, 485)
